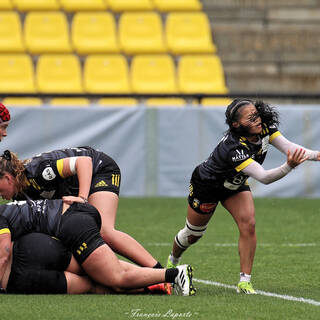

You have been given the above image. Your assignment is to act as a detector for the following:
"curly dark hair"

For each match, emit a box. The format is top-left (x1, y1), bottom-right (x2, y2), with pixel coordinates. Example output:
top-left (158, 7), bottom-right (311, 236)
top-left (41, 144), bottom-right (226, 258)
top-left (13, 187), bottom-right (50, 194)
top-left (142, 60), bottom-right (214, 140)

top-left (0, 150), bottom-right (28, 194)
top-left (225, 98), bottom-right (280, 136)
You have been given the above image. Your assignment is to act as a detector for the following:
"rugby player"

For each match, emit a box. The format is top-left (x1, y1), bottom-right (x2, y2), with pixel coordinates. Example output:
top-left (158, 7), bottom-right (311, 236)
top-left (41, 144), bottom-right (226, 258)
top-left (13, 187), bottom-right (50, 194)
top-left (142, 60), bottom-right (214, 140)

top-left (0, 147), bottom-right (162, 269)
top-left (0, 103), bottom-right (10, 141)
top-left (0, 199), bottom-right (196, 296)
top-left (166, 99), bottom-right (320, 294)
top-left (2, 233), bottom-right (170, 295)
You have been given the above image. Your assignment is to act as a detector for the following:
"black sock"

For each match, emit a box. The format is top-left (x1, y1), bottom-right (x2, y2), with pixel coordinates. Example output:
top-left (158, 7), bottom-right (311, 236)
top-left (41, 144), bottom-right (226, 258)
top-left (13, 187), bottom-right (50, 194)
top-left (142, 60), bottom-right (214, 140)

top-left (165, 268), bottom-right (179, 283)
top-left (153, 261), bottom-right (163, 269)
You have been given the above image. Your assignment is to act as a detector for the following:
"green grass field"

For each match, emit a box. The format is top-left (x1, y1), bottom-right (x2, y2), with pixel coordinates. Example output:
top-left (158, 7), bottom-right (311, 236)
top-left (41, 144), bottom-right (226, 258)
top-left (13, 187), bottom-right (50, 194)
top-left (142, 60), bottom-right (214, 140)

top-left (0, 197), bottom-right (319, 320)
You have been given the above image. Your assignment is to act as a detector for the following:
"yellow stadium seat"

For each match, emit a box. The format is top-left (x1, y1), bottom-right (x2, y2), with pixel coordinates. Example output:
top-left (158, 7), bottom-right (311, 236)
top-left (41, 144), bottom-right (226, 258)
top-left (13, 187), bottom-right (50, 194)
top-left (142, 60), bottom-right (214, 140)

top-left (2, 97), bottom-right (42, 106)
top-left (50, 98), bottom-right (90, 106)
top-left (119, 12), bottom-right (166, 54)
top-left (14, 0), bottom-right (60, 11)
top-left (36, 54), bottom-right (83, 93)
top-left (60, 0), bottom-right (107, 12)
top-left (0, 0), bottom-right (13, 9)
top-left (0, 12), bottom-right (24, 52)
top-left (131, 55), bottom-right (177, 93)
top-left (153, 0), bottom-right (202, 12)
top-left (72, 13), bottom-right (119, 54)
top-left (145, 98), bottom-right (185, 107)
top-left (166, 13), bottom-right (216, 54)
top-left (108, 0), bottom-right (153, 12)
top-left (97, 98), bottom-right (138, 106)
top-left (178, 55), bottom-right (228, 94)
top-left (201, 98), bottom-right (232, 107)
top-left (0, 54), bottom-right (36, 93)
top-left (24, 12), bottom-right (71, 54)
top-left (84, 55), bottom-right (131, 93)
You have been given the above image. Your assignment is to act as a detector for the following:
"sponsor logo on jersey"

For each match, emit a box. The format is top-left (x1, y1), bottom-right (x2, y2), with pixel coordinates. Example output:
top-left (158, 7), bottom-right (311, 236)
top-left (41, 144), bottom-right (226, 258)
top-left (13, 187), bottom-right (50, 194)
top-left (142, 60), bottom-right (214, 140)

top-left (42, 167), bottom-right (56, 181)
top-left (200, 203), bottom-right (217, 213)
top-left (232, 149), bottom-right (249, 162)
top-left (95, 180), bottom-right (108, 188)
top-left (192, 198), bottom-right (200, 209)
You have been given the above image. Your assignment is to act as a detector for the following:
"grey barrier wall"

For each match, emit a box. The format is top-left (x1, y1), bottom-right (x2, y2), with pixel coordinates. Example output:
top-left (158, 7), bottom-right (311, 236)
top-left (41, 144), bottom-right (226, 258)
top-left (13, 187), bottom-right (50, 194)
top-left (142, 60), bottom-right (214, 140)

top-left (3, 104), bottom-right (320, 198)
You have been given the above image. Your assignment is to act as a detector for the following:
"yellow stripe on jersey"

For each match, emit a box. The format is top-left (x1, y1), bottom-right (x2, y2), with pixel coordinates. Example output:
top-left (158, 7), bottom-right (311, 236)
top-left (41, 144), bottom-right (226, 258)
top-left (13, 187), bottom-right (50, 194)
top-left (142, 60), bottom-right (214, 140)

top-left (56, 159), bottom-right (65, 178)
top-left (235, 158), bottom-right (254, 172)
top-left (269, 131), bottom-right (281, 143)
top-left (0, 228), bottom-right (10, 235)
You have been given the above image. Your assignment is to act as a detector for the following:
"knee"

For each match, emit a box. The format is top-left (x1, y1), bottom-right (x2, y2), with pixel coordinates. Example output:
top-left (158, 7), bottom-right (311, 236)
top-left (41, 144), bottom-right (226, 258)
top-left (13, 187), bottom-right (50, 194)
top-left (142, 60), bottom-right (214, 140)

top-left (239, 216), bottom-right (256, 236)
top-left (175, 220), bottom-right (208, 249)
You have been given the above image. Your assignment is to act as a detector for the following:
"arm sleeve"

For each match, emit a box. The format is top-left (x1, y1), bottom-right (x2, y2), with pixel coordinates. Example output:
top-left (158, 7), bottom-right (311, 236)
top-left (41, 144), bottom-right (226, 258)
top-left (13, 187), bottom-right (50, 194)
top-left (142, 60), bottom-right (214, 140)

top-left (242, 160), bottom-right (292, 185)
top-left (271, 134), bottom-right (319, 161)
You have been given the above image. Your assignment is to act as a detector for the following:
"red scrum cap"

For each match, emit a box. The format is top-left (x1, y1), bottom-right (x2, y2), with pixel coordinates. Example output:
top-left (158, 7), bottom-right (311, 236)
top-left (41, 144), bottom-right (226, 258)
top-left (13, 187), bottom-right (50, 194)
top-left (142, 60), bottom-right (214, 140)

top-left (0, 103), bottom-right (10, 123)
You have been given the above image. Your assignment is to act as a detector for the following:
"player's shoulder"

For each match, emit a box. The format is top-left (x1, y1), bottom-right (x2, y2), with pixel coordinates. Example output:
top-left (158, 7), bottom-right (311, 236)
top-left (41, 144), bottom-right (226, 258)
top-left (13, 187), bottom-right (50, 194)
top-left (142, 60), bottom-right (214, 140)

top-left (219, 132), bottom-right (250, 151)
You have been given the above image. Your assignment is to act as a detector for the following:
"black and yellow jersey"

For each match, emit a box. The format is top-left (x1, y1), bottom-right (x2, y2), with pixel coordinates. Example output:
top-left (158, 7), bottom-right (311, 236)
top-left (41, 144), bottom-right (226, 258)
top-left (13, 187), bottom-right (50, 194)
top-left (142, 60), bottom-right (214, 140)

top-left (14, 146), bottom-right (119, 200)
top-left (195, 124), bottom-right (281, 191)
top-left (0, 199), bottom-right (63, 240)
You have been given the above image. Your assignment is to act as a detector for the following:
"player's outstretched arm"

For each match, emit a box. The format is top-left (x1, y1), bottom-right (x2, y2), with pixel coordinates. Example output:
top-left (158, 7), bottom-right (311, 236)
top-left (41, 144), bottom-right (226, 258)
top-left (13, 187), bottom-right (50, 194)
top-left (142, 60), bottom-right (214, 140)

top-left (271, 134), bottom-right (320, 161)
top-left (242, 148), bottom-right (308, 184)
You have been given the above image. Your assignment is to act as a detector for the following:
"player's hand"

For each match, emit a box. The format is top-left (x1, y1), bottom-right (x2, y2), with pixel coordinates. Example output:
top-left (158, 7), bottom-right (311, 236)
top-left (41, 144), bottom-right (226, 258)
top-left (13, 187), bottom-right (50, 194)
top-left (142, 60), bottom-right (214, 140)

top-left (62, 196), bottom-right (87, 205)
top-left (316, 152), bottom-right (320, 161)
top-left (287, 148), bottom-right (309, 168)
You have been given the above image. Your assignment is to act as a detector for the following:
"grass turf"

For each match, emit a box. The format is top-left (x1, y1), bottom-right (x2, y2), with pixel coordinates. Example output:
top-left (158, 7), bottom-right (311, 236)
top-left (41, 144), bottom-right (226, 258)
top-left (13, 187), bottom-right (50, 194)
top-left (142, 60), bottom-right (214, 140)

top-left (0, 197), bottom-right (319, 320)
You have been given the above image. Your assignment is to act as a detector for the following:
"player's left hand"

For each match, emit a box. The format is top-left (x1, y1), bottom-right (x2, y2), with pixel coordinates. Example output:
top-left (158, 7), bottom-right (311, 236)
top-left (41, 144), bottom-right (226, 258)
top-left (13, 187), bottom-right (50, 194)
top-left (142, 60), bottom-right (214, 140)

top-left (62, 196), bottom-right (86, 205)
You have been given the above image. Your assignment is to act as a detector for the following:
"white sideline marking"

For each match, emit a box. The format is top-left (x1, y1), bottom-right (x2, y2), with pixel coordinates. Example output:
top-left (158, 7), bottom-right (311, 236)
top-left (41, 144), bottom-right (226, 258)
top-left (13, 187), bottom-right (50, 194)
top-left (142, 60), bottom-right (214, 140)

top-left (147, 242), bottom-right (317, 247)
top-left (194, 279), bottom-right (320, 307)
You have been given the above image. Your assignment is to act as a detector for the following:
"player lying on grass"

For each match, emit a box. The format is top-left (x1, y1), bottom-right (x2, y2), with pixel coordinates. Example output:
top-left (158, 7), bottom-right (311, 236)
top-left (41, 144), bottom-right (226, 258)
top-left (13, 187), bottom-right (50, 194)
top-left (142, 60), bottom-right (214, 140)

top-left (0, 199), bottom-right (196, 296)
top-left (0, 147), bottom-right (163, 269)
top-left (1, 233), bottom-right (170, 295)
top-left (167, 98), bottom-right (320, 294)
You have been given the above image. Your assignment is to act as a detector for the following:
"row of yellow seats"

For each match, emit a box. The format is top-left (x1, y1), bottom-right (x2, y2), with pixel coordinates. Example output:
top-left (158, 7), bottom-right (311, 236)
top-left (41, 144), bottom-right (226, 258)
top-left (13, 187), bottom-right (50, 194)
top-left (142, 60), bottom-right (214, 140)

top-left (0, 11), bottom-right (215, 55)
top-left (0, 0), bottom-right (202, 12)
top-left (0, 54), bottom-right (228, 94)
top-left (2, 97), bottom-right (232, 107)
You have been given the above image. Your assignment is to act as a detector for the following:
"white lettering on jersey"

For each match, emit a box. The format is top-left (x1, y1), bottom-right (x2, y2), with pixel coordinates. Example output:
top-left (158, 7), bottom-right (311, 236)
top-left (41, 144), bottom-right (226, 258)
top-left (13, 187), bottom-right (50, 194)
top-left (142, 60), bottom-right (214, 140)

top-left (42, 167), bottom-right (56, 181)
top-left (232, 149), bottom-right (249, 162)
top-left (261, 136), bottom-right (269, 154)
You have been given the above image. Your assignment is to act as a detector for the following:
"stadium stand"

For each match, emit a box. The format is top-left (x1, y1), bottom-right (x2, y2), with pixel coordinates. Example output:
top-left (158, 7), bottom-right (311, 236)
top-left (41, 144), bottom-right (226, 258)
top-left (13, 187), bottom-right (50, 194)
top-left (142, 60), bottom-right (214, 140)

top-left (36, 54), bottom-right (83, 93)
top-left (200, 98), bottom-right (232, 107)
top-left (0, 0), bottom-right (231, 104)
top-left (84, 54), bottom-right (131, 93)
top-left (131, 55), bottom-right (178, 93)
top-left (166, 12), bottom-right (216, 54)
top-left (60, 0), bottom-right (108, 12)
top-left (14, 0), bottom-right (60, 11)
top-left (202, 0), bottom-right (320, 95)
top-left (72, 12), bottom-right (119, 54)
top-left (24, 12), bottom-right (72, 54)
top-left (0, 54), bottom-right (36, 93)
top-left (49, 98), bottom-right (90, 106)
top-left (145, 98), bottom-right (186, 107)
top-left (0, 0), bottom-right (13, 9)
top-left (0, 11), bottom-right (25, 52)
top-left (108, 0), bottom-right (154, 12)
top-left (119, 12), bottom-right (167, 54)
top-left (2, 97), bottom-right (42, 106)
top-left (153, 0), bottom-right (202, 12)
top-left (178, 55), bottom-right (228, 94)
top-left (97, 98), bottom-right (138, 106)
